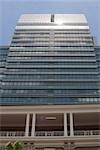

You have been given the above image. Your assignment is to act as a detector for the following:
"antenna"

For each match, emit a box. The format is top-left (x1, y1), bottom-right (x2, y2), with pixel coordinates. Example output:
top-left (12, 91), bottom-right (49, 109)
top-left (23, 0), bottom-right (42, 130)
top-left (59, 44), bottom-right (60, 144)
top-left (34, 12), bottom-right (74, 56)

top-left (51, 14), bottom-right (54, 22)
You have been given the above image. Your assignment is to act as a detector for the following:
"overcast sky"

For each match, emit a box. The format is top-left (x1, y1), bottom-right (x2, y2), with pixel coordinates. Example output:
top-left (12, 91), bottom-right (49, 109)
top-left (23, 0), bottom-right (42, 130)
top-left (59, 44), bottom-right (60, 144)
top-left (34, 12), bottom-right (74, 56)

top-left (0, 0), bottom-right (100, 45)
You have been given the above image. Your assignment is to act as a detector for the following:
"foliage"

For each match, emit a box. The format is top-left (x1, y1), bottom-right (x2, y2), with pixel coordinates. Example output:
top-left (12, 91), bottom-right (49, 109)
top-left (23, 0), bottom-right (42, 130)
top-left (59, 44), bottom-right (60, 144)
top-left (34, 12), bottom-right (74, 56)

top-left (4, 142), bottom-right (23, 150)
top-left (5, 142), bottom-right (13, 150)
top-left (13, 142), bottom-right (23, 150)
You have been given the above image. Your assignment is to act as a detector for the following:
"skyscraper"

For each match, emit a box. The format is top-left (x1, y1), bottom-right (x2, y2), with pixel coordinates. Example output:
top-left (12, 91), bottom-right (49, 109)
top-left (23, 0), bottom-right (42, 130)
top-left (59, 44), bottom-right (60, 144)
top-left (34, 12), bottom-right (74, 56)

top-left (0, 14), bottom-right (100, 150)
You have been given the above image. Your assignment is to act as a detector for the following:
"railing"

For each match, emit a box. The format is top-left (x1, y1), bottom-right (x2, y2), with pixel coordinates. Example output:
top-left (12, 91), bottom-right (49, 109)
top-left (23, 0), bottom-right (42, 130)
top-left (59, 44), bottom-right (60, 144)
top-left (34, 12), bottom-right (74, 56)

top-left (35, 131), bottom-right (64, 136)
top-left (0, 131), bottom-right (64, 137)
top-left (74, 130), bottom-right (100, 136)
top-left (0, 131), bottom-right (25, 137)
top-left (0, 130), bottom-right (100, 137)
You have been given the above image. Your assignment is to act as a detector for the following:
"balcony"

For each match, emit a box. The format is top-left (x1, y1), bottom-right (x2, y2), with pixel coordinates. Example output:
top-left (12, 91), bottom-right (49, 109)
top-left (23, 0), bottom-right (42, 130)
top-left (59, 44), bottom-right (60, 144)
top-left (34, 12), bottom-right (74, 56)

top-left (0, 130), bottom-right (100, 137)
top-left (0, 131), bottom-right (25, 137)
top-left (35, 131), bottom-right (64, 136)
top-left (74, 130), bottom-right (100, 136)
top-left (0, 112), bottom-right (100, 139)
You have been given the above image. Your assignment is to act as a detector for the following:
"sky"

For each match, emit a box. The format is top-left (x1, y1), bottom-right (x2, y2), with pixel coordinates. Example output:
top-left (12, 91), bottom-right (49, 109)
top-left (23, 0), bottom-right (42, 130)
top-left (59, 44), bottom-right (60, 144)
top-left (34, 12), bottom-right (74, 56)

top-left (0, 0), bottom-right (100, 45)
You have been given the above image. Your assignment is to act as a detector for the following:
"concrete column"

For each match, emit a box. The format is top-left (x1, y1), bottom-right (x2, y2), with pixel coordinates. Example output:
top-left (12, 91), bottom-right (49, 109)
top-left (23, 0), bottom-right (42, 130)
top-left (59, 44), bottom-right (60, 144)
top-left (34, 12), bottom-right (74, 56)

top-left (64, 142), bottom-right (75, 150)
top-left (64, 113), bottom-right (68, 136)
top-left (64, 142), bottom-right (68, 150)
top-left (29, 143), bottom-right (35, 150)
top-left (24, 143), bottom-right (28, 150)
top-left (25, 113), bottom-right (30, 136)
top-left (31, 113), bottom-right (36, 136)
top-left (70, 112), bottom-right (74, 136)
top-left (71, 142), bottom-right (75, 150)
top-left (30, 143), bottom-right (35, 150)
top-left (24, 143), bottom-right (31, 150)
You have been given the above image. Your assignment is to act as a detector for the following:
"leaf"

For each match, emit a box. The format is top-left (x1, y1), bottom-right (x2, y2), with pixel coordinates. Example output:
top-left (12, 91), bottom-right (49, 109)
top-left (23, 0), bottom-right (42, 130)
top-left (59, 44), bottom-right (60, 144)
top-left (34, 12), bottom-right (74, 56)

top-left (5, 142), bottom-right (13, 150)
top-left (13, 142), bottom-right (23, 150)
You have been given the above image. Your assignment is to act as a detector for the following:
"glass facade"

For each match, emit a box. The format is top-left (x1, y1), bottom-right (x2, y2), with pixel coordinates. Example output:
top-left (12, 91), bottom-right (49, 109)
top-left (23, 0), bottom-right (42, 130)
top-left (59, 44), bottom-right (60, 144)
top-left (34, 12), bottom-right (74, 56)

top-left (0, 14), bottom-right (100, 105)
top-left (0, 46), bottom-right (9, 79)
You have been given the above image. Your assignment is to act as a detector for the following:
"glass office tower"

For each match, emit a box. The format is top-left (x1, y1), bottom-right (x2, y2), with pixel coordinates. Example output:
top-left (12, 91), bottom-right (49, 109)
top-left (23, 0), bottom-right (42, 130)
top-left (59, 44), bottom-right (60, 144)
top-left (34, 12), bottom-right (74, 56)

top-left (0, 14), bottom-right (100, 150)
top-left (0, 14), bottom-right (100, 105)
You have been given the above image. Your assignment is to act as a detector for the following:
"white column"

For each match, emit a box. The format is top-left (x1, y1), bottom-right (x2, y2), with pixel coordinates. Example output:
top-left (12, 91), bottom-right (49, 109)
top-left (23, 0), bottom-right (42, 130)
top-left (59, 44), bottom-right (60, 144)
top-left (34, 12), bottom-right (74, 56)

top-left (25, 113), bottom-right (30, 136)
top-left (31, 113), bottom-right (36, 137)
top-left (64, 113), bottom-right (68, 136)
top-left (70, 112), bottom-right (74, 136)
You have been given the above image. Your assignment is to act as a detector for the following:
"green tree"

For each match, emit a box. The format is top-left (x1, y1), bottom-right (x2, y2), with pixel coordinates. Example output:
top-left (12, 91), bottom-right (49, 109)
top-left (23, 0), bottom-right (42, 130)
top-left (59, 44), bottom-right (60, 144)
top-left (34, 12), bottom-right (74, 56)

top-left (5, 142), bottom-right (13, 150)
top-left (4, 142), bottom-right (23, 150)
top-left (13, 142), bottom-right (23, 150)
